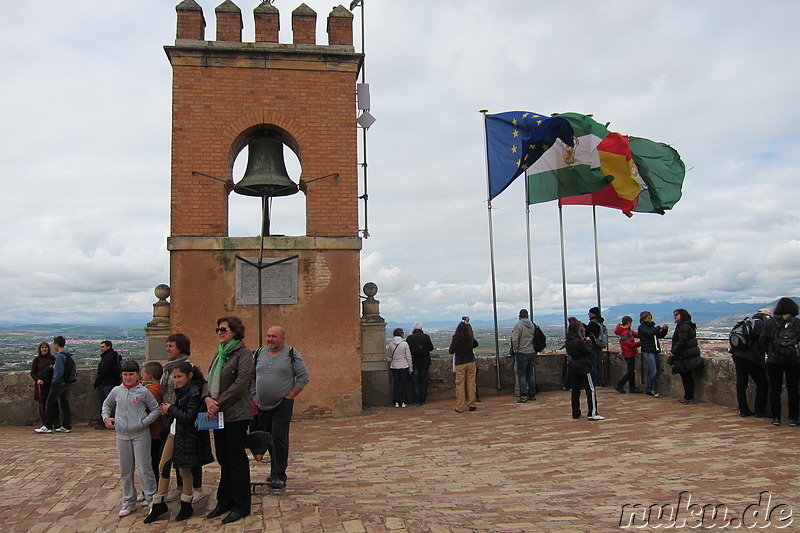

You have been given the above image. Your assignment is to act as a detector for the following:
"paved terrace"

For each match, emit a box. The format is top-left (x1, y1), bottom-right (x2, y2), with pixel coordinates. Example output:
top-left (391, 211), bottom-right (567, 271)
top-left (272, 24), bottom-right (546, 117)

top-left (1, 390), bottom-right (797, 533)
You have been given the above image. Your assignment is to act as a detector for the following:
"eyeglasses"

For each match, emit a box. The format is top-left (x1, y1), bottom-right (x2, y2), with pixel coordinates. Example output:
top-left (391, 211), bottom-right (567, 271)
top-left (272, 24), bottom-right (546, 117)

top-left (673, 313), bottom-right (680, 317)
top-left (215, 327), bottom-right (229, 333)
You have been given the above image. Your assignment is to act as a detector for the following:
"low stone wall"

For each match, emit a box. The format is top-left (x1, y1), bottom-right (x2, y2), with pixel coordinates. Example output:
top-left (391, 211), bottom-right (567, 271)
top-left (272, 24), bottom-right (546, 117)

top-left (0, 342), bottom-right (775, 425)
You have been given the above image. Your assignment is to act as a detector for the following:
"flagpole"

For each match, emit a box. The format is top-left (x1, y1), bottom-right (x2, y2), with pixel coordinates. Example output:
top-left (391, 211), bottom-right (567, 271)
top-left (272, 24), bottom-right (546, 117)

top-left (524, 170), bottom-right (534, 316)
top-left (558, 204), bottom-right (568, 335)
top-left (592, 205), bottom-right (601, 310)
top-left (480, 109), bottom-right (502, 390)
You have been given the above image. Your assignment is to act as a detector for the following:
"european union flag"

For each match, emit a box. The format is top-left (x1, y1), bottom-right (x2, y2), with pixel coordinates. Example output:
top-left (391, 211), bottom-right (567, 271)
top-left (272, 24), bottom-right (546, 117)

top-left (485, 112), bottom-right (572, 199)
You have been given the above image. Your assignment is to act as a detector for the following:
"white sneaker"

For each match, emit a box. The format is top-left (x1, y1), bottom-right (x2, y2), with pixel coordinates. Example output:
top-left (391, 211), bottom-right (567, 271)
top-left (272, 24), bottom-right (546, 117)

top-left (165, 488), bottom-right (182, 502)
top-left (401, 403), bottom-right (407, 408)
top-left (394, 403), bottom-right (400, 408)
top-left (136, 491), bottom-right (145, 502)
top-left (55, 427), bottom-right (71, 433)
top-left (118, 505), bottom-right (134, 517)
top-left (588, 415), bottom-right (605, 421)
top-left (191, 491), bottom-right (207, 504)
top-left (34, 426), bottom-right (52, 434)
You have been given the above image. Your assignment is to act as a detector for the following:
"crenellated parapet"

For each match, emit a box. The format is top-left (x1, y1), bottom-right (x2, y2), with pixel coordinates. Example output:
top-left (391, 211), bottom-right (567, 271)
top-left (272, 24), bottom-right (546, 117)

top-left (173, 1), bottom-right (353, 47)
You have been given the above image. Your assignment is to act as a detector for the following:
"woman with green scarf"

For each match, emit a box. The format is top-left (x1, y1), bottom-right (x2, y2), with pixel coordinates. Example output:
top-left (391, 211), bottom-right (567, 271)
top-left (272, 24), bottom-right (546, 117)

top-left (203, 316), bottom-right (254, 525)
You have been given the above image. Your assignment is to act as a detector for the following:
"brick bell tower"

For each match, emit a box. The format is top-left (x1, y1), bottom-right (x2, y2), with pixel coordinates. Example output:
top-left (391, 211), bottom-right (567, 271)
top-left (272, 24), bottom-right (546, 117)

top-left (164, 0), bottom-right (363, 417)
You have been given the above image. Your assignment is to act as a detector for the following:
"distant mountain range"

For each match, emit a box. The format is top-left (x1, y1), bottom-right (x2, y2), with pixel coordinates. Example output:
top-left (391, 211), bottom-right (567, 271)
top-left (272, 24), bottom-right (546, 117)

top-left (386, 298), bottom-right (793, 332)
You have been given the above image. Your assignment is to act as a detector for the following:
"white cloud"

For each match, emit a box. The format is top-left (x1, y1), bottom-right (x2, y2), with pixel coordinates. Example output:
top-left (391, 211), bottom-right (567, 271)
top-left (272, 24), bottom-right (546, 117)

top-left (2, 0), bottom-right (800, 325)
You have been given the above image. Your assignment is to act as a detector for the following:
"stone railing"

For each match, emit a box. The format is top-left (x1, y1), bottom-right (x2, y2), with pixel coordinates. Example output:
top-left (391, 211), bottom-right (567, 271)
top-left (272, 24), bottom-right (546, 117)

top-left (0, 340), bottom-right (771, 425)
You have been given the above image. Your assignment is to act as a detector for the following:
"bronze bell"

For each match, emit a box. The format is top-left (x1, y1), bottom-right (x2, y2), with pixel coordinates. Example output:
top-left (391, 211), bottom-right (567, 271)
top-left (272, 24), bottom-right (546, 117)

top-left (234, 138), bottom-right (298, 197)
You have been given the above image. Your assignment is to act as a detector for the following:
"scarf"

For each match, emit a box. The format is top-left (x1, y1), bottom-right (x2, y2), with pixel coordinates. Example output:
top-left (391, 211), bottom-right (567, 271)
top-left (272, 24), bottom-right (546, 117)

top-left (208, 339), bottom-right (239, 399)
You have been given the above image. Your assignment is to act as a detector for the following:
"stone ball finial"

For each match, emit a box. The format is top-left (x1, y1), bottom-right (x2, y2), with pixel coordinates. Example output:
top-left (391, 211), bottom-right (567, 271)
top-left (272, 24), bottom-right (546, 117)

top-left (154, 284), bottom-right (171, 301)
top-left (363, 282), bottom-right (377, 298)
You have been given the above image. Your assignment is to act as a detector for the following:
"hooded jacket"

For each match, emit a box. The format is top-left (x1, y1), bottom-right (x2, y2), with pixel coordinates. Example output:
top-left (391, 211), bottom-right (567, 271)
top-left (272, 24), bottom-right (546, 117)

top-left (512, 318), bottom-right (537, 354)
top-left (614, 324), bottom-right (641, 359)
top-left (638, 321), bottom-right (668, 354)
top-left (168, 380), bottom-right (214, 468)
top-left (406, 329), bottom-right (434, 369)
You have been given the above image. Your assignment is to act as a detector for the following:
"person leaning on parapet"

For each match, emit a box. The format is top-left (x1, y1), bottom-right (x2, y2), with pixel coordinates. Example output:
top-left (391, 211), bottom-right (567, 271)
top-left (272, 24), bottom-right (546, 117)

top-left (94, 340), bottom-right (122, 429)
top-left (585, 307), bottom-right (607, 387)
top-left (35, 335), bottom-right (73, 434)
top-left (565, 317), bottom-right (603, 420)
top-left (252, 326), bottom-right (310, 491)
top-left (759, 297), bottom-right (800, 427)
top-left (449, 320), bottom-right (479, 413)
top-left (637, 311), bottom-right (669, 397)
top-left (614, 316), bottom-right (642, 394)
top-left (511, 309), bottom-right (538, 403)
top-left (386, 328), bottom-right (412, 408)
top-left (406, 322), bottom-right (434, 406)
top-left (730, 308), bottom-right (770, 418)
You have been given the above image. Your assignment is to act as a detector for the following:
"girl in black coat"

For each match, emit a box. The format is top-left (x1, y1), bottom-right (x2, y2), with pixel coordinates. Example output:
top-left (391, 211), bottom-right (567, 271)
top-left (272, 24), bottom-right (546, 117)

top-left (145, 362), bottom-right (214, 523)
top-left (669, 309), bottom-right (703, 405)
top-left (565, 317), bottom-right (603, 420)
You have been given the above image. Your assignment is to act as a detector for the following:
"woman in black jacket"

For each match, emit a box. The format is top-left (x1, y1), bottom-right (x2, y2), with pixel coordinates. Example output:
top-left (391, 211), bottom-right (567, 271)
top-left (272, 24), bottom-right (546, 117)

top-left (565, 317), bottom-right (603, 420)
top-left (638, 312), bottom-right (669, 397)
top-left (669, 309), bottom-right (703, 405)
top-left (146, 362), bottom-right (214, 523)
top-left (759, 297), bottom-right (800, 426)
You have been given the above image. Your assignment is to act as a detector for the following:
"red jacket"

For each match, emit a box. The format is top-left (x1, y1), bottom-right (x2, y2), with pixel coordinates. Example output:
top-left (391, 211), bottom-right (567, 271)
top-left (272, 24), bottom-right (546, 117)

top-left (615, 324), bottom-right (641, 359)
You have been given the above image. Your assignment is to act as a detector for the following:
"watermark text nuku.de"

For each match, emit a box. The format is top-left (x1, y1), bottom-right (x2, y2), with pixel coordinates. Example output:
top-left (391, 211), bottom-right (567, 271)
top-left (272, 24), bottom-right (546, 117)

top-left (619, 491), bottom-right (793, 529)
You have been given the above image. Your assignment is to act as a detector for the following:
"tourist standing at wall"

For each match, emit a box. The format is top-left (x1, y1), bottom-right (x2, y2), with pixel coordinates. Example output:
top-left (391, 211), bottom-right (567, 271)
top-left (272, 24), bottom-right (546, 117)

top-left (614, 316), bottom-right (642, 394)
top-left (759, 297), bottom-right (800, 427)
top-left (406, 323), bottom-right (434, 406)
top-left (730, 308), bottom-right (770, 418)
top-left (93, 340), bottom-right (121, 429)
top-left (204, 316), bottom-right (253, 525)
top-left (637, 311), bottom-right (669, 397)
top-left (253, 326), bottom-right (310, 490)
top-left (565, 317), bottom-right (603, 420)
top-left (669, 309), bottom-right (703, 405)
top-left (511, 309), bottom-right (538, 403)
top-left (449, 321), bottom-right (478, 413)
top-left (30, 341), bottom-right (55, 426)
top-left (585, 307), bottom-right (607, 387)
top-left (386, 328), bottom-right (412, 408)
top-left (35, 335), bottom-right (72, 434)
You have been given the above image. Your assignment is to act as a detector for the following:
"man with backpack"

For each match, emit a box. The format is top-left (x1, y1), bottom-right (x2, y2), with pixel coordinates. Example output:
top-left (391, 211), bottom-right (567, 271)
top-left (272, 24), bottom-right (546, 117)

top-left (585, 307), bottom-right (608, 387)
top-left (759, 297), bottom-right (800, 427)
top-left (406, 323), bottom-right (434, 406)
top-left (729, 308), bottom-right (770, 418)
top-left (35, 335), bottom-right (73, 434)
top-left (511, 309), bottom-right (543, 403)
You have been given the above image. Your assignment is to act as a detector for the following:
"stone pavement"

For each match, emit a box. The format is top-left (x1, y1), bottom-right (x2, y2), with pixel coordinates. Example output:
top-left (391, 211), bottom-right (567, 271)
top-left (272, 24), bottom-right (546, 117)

top-left (1, 390), bottom-right (798, 532)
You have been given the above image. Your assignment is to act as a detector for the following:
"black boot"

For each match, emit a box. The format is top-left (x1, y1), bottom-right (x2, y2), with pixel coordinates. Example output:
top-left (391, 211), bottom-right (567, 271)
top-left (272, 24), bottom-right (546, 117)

top-left (143, 501), bottom-right (169, 524)
top-left (175, 499), bottom-right (193, 521)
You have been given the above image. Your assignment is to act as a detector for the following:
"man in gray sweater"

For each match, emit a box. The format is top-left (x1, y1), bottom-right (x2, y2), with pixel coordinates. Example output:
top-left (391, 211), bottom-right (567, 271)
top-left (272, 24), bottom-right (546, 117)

top-left (252, 326), bottom-right (310, 489)
top-left (512, 309), bottom-right (538, 403)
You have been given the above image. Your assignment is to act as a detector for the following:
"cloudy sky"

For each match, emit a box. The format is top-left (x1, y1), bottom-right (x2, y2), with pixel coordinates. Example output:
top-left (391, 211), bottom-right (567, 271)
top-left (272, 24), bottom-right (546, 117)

top-left (2, 1), bottom-right (799, 326)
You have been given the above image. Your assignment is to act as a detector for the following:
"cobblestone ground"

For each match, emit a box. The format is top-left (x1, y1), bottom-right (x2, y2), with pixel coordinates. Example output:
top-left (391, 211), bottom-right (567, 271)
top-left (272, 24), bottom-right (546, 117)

top-left (1, 390), bottom-right (798, 532)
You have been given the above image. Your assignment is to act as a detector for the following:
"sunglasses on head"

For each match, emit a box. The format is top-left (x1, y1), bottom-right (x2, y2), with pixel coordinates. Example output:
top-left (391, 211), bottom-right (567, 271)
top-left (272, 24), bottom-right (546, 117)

top-left (215, 327), bottom-right (228, 333)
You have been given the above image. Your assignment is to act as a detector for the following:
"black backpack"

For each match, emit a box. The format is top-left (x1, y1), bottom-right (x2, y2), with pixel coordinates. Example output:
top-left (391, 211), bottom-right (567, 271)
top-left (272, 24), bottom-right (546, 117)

top-left (64, 353), bottom-right (78, 383)
top-left (729, 316), bottom-right (756, 350)
top-left (772, 318), bottom-right (800, 363)
top-left (532, 323), bottom-right (547, 353)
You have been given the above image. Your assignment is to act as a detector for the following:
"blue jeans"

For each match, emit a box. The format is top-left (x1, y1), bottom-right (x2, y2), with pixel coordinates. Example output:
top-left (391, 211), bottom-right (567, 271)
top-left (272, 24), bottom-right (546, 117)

top-left (643, 352), bottom-right (658, 393)
top-left (391, 367), bottom-right (409, 404)
top-left (591, 348), bottom-right (604, 387)
top-left (515, 352), bottom-right (536, 397)
top-left (411, 366), bottom-right (429, 404)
